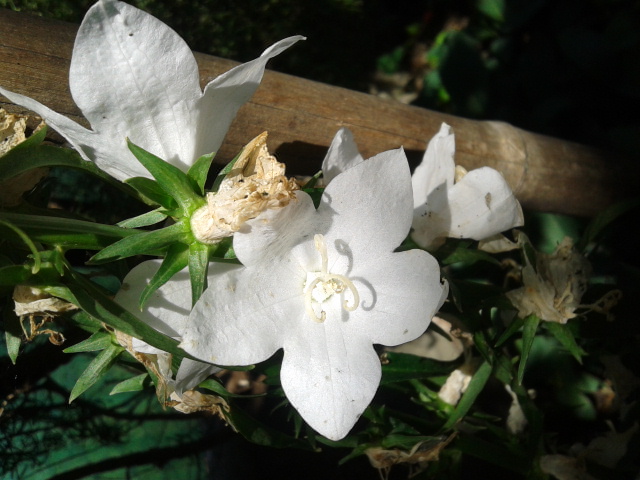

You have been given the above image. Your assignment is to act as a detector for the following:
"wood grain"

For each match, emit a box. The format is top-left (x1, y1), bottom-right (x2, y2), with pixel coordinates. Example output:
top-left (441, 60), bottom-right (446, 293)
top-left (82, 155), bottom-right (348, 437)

top-left (1, 8), bottom-right (633, 216)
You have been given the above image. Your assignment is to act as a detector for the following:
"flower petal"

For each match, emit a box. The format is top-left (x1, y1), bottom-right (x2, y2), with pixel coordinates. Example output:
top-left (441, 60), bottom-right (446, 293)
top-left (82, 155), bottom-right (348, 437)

top-left (280, 327), bottom-right (381, 440)
top-left (70, 0), bottom-right (202, 177)
top-left (175, 358), bottom-right (221, 395)
top-left (321, 127), bottom-right (364, 184)
top-left (352, 249), bottom-right (447, 346)
top-left (321, 148), bottom-right (413, 255)
top-left (184, 262), bottom-right (303, 365)
top-left (446, 167), bottom-right (524, 240)
top-left (411, 123), bottom-right (455, 209)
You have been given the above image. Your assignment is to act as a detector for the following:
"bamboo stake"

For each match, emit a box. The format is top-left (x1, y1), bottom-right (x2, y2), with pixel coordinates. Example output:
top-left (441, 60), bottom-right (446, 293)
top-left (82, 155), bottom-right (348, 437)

top-left (0, 8), bottom-right (633, 216)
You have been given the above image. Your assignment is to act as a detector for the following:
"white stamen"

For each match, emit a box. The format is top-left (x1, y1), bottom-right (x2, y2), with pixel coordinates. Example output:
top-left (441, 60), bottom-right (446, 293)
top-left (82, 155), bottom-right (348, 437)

top-left (304, 234), bottom-right (360, 323)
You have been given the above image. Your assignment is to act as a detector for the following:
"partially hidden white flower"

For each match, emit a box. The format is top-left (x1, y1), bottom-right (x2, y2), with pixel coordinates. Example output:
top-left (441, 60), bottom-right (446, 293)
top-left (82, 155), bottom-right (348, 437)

top-left (114, 260), bottom-right (228, 394)
top-left (180, 147), bottom-right (448, 440)
top-left (0, 0), bottom-right (303, 181)
top-left (320, 124), bottom-right (524, 251)
top-left (411, 123), bottom-right (524, 249)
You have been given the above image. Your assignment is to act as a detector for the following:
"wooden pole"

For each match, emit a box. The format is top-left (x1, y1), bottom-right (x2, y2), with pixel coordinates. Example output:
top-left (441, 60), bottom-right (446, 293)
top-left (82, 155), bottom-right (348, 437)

top-left (1, 8), bottom-right (633, 217)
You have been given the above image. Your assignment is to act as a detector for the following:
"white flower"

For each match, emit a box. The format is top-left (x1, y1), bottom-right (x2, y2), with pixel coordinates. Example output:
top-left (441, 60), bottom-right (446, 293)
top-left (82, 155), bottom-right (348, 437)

top-left (0, 0), bottom-right (303, 181)
top-left (180, 147), bottom-right (448, 440)
top-left (411, 123), bottom-right (524, 249)
top-left (114, 260), bottom-right (227, 394)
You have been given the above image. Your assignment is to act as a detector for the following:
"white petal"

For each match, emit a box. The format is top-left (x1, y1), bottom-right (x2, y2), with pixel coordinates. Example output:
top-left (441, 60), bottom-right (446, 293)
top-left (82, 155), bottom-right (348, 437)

top-left (0, 86), bottom-right (126, 176)
top-left (411, 123), bottom-right (455, 209)
top-left (233, 191), bottom-right (320, 268)
top-left (194, 36), bottom-right (305, 161)
top-left (353, 249), bottom-right (447, 346)
top-left (321, 128), bottom-right (364, 184)
top-left (321, 148), bottom-right (413, 255)
top-left (446, 167), bottom-right (524, 240)
top-left (280, 326), bottom-right (381, 441)
top-left (175, 358), bottom-right (221, 395)
top-left (115, 260), bottom-right (191, 338)
top-left (70, 0), bottom-right (202, 177)
top-left (184, 262), bottom-right (303, 365)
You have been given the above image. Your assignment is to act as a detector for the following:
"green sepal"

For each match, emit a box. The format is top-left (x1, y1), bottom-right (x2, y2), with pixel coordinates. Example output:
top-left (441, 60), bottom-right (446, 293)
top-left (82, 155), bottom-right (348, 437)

top-left (117, 208), bottom-right (168, 228)
top-left (187, 152), bottom-right (216, 195)
top-left (0, 212), bottom-right (140, 250)
top-left (69, 343), bottom-right (124, 403)
top-left (63, 331), bottom-right (113, 353)
top-left (517, 314), bottom-right (540, 384)
top-left (127, 140), bottom-right (204, 215)
top-left (110, 373), bottom-right (151, 395)
top-left (210, 149), bottom-right (242, 193)
top-left (124, 177), bottom-right (178, 209)
top-left (442, 360), bottom-right (493, 430)
top-left (543, 321), bottom-right (586, 364)
top-left (139, 242), bottom-right (189, 309)
top-left (88, 221), bottom-right (189, 264)
top-left (189, 241), bottom-right (210, 306)
top-left (0, 219), bottom-right (41, 273)
top-left (3, 307), bottom-right (23, 365)
top-left (48, 272), bottom-right (191, 360)
top-left (302, 170), bottom-right (323, 188)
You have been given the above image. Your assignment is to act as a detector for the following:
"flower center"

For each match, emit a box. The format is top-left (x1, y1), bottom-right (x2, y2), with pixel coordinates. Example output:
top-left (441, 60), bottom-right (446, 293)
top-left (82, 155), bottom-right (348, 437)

top-left (304, 234), bottom-right (359, 323)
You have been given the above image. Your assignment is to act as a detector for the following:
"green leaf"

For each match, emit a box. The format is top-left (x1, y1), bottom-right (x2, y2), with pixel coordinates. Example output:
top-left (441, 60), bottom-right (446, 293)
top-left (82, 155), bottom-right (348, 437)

top-left (187, 152), bottom-right (216, 195)
top-left (381, 352), bottom-right (461, 385)
top-left (88, 221), bottom-right (189, 264)
top-left (442, 360), bottom-right (493, 430)
top-left (49, 272), bottom-right (191, 360)
top-left (110, 373), bottom-right (151, 395)
top-left (117, 208), bottom-right (168, 228)
top-left (303, 170), bottom-right (323, 188)
top-left (3, 307), bottom-right (23, 364)
top-left (125, 177), bottom-right (178, 209)
top-left (439, 242), bottom-right (501, 266)
top-left (210, 150), bottom-right (242, 193)
top-left (199, 379), bottom-right (265, 399)
top-left (0, 123), bottom-right (47, 159)
top-left (494, 315), bottom-right (526, 347)
top-left (63, 331), bottom-right (113, 353)
top-left (518, 314), bottom-right (540, 384)
top-left (0, 265), bottom-right (31, 286)
top-left (139, 242), bottom-right (189, 309)
top-left (544, 321), bottom-right (586, 364)
top-left (127, 140), bottom-right (204, 215)
top-left (69, 343), bottom-right (124, 403)
top-left (189, 241), bottom-right (210, 306)
top-left (0, 212), bottom-right (140, 250)
top-left (0, 219), bottom-right (41, 273)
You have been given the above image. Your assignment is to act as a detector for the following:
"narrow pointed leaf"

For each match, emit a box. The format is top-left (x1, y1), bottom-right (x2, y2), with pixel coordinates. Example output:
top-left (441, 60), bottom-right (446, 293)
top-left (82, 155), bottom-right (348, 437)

top-left (381, 352), bottom-right (461, 384)
top-left (494, 314), bottom-right (526, 347)
top-left (443, 360), bottom-right (493, 430)
top-left (63, 331), bottom-right (113, 353)
top-left (0, 212), bottom-right (139, 250)
top-left (49, 273), bottom-right (192, 360)
top-left (139, 242), bottom-right (190, 309)
top-left (210, 150), bottom-right (242, 193)
top-left (89, 221), bottom-right (188, 264)
top-left (544, 322), bottom-right (586, 364)
top-left (117, 209), bottom-right (167, 228)
top-left (0, 220), bottom-right (40, 273)
top-left (187, 152), bottom-right (216, 195)
top-left (189, 241), bottom-right (209, 306)
top-left (127, 140), bottom-right (204, 214)
top-left (3, 308), bottom-right (23, 365)
top-left (69, 343), bottom-right (124, 403)
top-left (125, 177), bottom-right (178, 209)
top-left (517, 314), bottom-right (540, 384)
top-left (110, 373), bottom-right (151, 395)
